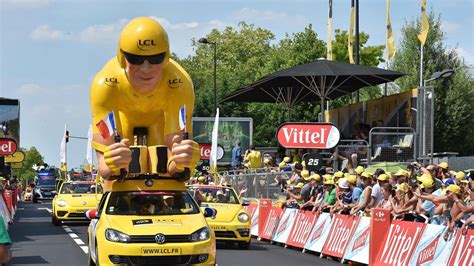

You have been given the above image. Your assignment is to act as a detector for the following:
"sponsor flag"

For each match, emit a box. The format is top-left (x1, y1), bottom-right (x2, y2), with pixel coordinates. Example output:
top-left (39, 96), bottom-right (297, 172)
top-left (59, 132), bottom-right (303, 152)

top-left (327, 0), bottom-right (333, 60)
top-left (83, 125), bottom-right (94, 173)
top-left (96, 111), bottom-right (116, 140)
top-left (386, 0), bottom-right (396, 60)
top-left (417, 0), bottom-right (429, 45)
top-left (209, 108), bottom-right (219, 174)
top-left (348, 0), bottom-right (355, 64)
top-left (60, 124), bottom-right (67, 164)
top-left (179, 105), bottom-right (186, 132)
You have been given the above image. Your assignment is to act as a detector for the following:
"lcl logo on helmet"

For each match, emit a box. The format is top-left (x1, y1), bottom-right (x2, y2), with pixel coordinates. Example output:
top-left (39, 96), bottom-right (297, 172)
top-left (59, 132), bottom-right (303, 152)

top-left (104, 77), bottom-right (119, 87)
top-left (137, 39), bottom-right (157, 51)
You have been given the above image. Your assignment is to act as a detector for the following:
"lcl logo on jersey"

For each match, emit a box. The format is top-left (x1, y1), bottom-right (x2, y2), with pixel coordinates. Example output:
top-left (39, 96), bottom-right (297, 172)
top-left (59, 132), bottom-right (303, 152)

top-left (104, 77), bottom-right (119, 87)
top-left (137, 39), bottom-right (157, 51)
top-left (168, 78), bottom-right (183, 88)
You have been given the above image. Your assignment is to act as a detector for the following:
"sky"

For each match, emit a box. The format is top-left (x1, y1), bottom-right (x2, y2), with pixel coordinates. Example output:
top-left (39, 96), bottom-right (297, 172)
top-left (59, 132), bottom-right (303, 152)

top-left (0, 0), bottom-right (473, 168)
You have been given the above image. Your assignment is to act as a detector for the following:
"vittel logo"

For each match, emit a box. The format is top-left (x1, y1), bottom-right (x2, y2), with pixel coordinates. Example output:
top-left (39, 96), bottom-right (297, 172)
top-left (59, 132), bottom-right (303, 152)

top-left (263, 209), bottom-right (279, 237)
top-left (449, 235), bottom-right (474, 266)
top-left (352, 228), bottom-right (369, 252)
top-left (276, 214), bottom-right (290, 236)
top-left (311, 220), bottom-right (326, 242)
top-left (277, 123), bottom-right (340, 149)
top-left (137, 39), bottom-right (157, 51)
top-left (417, 235), bottom-right (440, 265)
top-left (291, 213), bottom-right (314, 244)
top-left (325, 217), bottom-right (358, 254)
top-left (380, 224), bottom-right (423, 265)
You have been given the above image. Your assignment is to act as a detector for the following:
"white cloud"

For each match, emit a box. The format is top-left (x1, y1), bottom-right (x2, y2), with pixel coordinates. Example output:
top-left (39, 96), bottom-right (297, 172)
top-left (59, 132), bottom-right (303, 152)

top-left (30, 25), bottom-right (65, 40)
top-left (441, 21), bottom-right (461, 34)
top-left (455, 47), bottom-right (474, 65)
top-left (234, 7), bottom-right (308, 25)
top-left (2, 0), bottom-right (51, 8)
top-left (77, 19), bottom-right (129, 43)
top-left (152, 17), bottom-right (199, 30)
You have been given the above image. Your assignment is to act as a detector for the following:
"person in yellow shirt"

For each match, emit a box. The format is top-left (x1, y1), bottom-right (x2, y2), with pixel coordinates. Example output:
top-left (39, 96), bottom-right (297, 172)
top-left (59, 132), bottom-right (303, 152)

top-left (90, 17), bottom-right (199, 186)
top-left (244, 145), bottom-right (262, 169)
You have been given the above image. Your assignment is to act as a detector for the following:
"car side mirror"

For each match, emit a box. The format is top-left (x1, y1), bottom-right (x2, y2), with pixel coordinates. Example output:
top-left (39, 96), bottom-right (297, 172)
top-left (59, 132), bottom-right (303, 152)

top-left (203, 207), bottom-right (217, 219)
top-left (85, 209), bottom-right (100, 219)
top-left (241, 199), bottom-right (250, 206)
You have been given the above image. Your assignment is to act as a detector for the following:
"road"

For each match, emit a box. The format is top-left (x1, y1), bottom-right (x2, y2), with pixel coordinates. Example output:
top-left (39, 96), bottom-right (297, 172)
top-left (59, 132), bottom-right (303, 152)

top-left (7, 201), bottom-right (340, 265)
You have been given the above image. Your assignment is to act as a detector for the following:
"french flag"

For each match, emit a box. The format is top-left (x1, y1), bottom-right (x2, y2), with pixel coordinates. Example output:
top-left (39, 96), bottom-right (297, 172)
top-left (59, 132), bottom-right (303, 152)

top-left (96, 111), bottom-right (116, 140)
top-left (179, 105), bottom-right (186, 132)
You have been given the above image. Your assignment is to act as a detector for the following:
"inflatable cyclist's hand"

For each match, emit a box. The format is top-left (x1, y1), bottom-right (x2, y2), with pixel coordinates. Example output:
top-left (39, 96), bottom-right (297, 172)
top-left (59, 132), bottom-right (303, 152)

top-left (103, 139), bottom-right (132, 173)
top-left (169, 135), bottom-right (200, 174)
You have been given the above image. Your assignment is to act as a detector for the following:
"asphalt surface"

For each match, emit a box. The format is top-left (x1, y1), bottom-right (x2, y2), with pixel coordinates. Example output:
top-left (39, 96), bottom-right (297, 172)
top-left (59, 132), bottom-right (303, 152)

top-left (7, 201), bottom-right (341, 266)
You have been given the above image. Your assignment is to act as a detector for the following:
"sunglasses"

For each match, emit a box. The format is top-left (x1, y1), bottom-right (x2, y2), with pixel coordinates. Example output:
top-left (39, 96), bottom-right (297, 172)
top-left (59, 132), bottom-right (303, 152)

top-left (122, 51), bottom-right (166, 65)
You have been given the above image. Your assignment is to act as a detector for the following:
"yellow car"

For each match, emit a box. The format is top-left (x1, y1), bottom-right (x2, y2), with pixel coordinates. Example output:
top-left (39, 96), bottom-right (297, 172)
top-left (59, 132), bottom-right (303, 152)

top-left (187, 184), bottom-right (251, 249)
top-left (87, 179), bottom-right (216, 266)
top-left (52, 181), bottom-right (102, 226)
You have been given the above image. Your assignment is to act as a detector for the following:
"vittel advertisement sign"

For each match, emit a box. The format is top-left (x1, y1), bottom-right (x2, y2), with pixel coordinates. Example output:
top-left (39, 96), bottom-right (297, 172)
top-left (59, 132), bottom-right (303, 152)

top-left (276, 123), bottom-right (340, 149)
top-left (322, 214), bottom-right (360, 258)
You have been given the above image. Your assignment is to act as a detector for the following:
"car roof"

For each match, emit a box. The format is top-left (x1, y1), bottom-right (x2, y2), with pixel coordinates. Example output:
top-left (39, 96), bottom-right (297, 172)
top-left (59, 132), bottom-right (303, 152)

top-left (64, 181), bottom-right (95, 185)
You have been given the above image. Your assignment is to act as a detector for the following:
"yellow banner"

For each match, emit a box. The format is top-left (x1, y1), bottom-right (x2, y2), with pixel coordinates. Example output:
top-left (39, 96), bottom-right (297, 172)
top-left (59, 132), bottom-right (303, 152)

top-left (348, 0), bottom-right (355, 64)
top-left (386, 0), bottom-right (396, 60)
top-left (417, 0), bottom-right (429, 45)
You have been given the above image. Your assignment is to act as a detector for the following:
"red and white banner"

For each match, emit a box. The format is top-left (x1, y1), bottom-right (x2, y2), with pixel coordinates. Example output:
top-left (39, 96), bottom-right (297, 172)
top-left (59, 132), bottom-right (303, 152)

top-left (276, 123), bottom-right (340, 149)
top-left (343, 217), bottom-right (370, 264)
top-left (286, 210), bottom-right (318, 248)
top-left (408, 224), bottom-right (454, 265)
top-left (448, 228), bottom-right (474, 266)
top-left (304, 212), bottom-right (332, 253)
top-left (257, 199), bottom-right (272, 238)
top-left (245, 203), bottom-right (258, 218)
top-left (272, 208), bottom-right (298, 244)
top-left (259, 207), bottom-right (283, 240)
top-left (322, 214), bottom-right (360, 258)
top-left (250, 205), bottom-right (259, 237)
top-left (375, 220), bottom-right (425, 265)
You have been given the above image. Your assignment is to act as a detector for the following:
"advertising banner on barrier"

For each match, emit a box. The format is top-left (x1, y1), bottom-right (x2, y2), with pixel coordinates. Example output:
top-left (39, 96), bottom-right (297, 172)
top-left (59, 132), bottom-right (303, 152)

top-left (259, 206), bottom-right (282, 240)
top-left (409, 224), bottom-right (454, 266)
top-left (322, 214), bottom-right (360, 258)
top-left (286, 210), bottom-right (318, 248)
top-left (448, 228), bottom-right (474, 266)
top-left (246, 203), bottom-right (258, 218)
top-left (250, 205), bottom-right (259, 237)
top-left (343, 217), bottom-right (370, 264)
top-left (272, 208), bottom-right (298, 244)
top-left (375, 220), bottom-right (425, 265)
top-left (257, 199), bottom-right (272, 237)
top-left (304, 212), bottom-right (332, 253)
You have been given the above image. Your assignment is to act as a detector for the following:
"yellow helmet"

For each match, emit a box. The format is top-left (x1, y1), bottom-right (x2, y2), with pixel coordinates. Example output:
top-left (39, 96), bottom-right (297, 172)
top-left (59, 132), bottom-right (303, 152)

top-left (301, 170), bottom-right (310, 179)
top-left (117, 17), bottom-right (170, 68)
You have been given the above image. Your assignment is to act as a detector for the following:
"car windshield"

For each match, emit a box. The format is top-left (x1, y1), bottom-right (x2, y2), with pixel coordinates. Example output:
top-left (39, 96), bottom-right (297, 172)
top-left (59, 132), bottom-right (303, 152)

top-left (36, 177), bottom-right (55, 186)
top-left (105, 191), bottom-right (199, 216)
top-left (188, 186), bottom-right (239, 204)
top-left (60, 183), bottom-right (102, 194)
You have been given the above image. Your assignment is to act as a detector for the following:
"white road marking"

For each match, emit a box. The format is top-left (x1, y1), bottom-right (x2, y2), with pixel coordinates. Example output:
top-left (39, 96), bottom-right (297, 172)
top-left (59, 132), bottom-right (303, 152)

top-left (64, 228), bottom-right (73, 233)
top-left (73, 238), bottom-right (85, 245)
top-left (17, 208), bottom-right (24, 210)
top-left (80, 246), bottom-right (89, 254)
top-left (38, 207), bottom-right (52, 213)
top-left (69, 233), bottom-right (79, 239)
top-left (63, 225), bottom-right (89, 255)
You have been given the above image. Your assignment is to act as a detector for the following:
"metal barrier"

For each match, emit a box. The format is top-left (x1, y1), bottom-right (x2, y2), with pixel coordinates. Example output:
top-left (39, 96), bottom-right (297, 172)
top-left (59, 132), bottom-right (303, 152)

top-left (218, 170), bottom-right (293, 200)
top-left (332, 139), bottom-right (369, 169)
top-left (368, 127), bottom-right (417, 165)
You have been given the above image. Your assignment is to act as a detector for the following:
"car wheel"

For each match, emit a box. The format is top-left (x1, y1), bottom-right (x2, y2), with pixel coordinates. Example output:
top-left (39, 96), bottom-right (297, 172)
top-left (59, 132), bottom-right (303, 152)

top-left (52, 215), bottom-right (60, 226)
top-left (237, 241), bottom-right (251, 250)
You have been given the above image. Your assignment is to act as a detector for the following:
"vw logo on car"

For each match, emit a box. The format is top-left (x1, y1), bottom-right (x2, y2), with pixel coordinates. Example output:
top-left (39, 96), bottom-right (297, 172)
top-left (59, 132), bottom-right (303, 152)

top-left (155, 233), bottom-right (166, 244)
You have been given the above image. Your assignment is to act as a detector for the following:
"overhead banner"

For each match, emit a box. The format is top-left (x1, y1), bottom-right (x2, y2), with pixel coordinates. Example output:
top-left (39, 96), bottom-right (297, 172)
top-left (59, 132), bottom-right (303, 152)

top-left (375, 220), bottom-right (425, 265)
top-left (259, 206), bottom-right (282, 240)
top-left (343, 217), bottom-right (371, 264)
top-left (286, 210), bottom-right (318, 248)
top-left (276, 123), bottom-right (340, 149)
top-left (322, 214), bottom-right (360, 258)
top-left (304, 212), bottom-right (332, 253)
top-left (272, 208), bottom-right (298, 244)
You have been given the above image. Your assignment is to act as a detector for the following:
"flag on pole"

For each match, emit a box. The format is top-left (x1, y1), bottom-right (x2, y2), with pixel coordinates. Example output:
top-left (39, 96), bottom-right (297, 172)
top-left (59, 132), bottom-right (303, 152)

top-left (348, 0), bottom-right (355, 64)
top-left (96, 111), bottom-right (116, 140)
top-left (386, 0), bottom-right (396, 60)
top-left (417, 0), bottom-right (429, 46)
top-left (327, 0), bottom-right (333, 61)
top-left (60, 124), bottom-right (67, 164)
top-left (209, 108), bottom-right (220, 174)
top-left (179, 105), bottom-right (186, 132)
top-left (83, 125), bottom-right (94, 172)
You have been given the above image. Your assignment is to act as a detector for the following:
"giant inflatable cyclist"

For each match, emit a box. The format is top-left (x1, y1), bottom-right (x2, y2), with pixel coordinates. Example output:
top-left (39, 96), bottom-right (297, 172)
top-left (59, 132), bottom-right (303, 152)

top-left (90, 17), bottom-right (200, 190)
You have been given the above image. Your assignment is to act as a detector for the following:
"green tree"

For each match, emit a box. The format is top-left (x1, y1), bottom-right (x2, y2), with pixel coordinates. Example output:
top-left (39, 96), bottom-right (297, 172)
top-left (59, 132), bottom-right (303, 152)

top-left (13, 147), bottom-right (44, 185)
top-left (390, 12), bottom-right (474, 154)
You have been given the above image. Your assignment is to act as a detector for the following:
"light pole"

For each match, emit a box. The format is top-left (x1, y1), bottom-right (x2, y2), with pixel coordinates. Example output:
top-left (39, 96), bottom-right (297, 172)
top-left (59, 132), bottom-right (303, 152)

top-left (198, 37), bottom-right (217, 116)
top-left (422, 69), bottom-right (454, 164)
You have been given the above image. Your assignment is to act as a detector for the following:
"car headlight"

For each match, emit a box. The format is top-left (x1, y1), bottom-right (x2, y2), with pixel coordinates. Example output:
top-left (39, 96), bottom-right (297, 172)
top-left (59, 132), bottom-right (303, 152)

top-left (57, 199), bottom-right (67, 207)
top-left (238, 213), bottom-right (250, 223)
top-left (190, 227), bottom-right (210, 242)
top-left (105, 228), bottom-right (130, 243)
